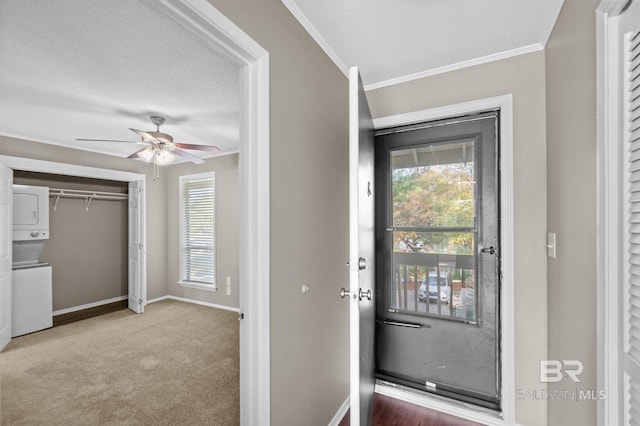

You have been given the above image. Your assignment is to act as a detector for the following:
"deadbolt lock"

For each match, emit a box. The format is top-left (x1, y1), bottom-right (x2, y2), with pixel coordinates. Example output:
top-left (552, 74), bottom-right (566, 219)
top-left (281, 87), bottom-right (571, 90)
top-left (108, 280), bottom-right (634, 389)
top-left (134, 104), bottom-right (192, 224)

top-left (358, 257), bottom-right (367, 270)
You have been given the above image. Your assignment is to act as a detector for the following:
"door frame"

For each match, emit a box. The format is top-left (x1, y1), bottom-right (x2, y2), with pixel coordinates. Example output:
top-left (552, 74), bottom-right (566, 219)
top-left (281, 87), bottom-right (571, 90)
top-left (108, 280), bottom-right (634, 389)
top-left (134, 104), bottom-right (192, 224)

top-left (372, 95), bottom-right (515, 426)
top-left (0, 155), bottom-right (147, 329)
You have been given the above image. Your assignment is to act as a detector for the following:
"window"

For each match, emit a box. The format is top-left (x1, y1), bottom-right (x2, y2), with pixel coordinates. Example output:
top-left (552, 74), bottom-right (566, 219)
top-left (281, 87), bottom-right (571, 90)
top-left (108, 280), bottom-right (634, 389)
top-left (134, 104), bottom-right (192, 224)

top-left (179, 172), bottom-right (216, 291)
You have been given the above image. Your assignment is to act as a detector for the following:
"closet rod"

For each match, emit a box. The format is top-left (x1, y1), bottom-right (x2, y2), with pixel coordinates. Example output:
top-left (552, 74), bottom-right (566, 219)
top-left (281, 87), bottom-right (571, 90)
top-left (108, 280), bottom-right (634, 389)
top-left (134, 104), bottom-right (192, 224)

top-left (49, 188), bottom-right (128, 212)
top-left (48, 188), bottom-right (128, 200)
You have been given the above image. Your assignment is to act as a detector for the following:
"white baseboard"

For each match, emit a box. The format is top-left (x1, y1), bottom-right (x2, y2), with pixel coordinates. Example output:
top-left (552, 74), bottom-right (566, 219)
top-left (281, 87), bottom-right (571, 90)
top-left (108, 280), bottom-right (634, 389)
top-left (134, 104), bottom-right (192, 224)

top-left (52, 295), bottom-right (128, 316)
top-left (146, 295), bottom-right (241, 313)
top-left (328, 396), bottom-right (349, 426)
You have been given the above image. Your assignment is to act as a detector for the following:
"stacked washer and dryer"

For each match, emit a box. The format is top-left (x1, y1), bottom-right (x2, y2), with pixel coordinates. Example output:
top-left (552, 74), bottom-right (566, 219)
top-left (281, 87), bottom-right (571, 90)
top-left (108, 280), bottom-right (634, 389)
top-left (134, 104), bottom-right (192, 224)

top-left (12, 185), bottom-right (53, 337)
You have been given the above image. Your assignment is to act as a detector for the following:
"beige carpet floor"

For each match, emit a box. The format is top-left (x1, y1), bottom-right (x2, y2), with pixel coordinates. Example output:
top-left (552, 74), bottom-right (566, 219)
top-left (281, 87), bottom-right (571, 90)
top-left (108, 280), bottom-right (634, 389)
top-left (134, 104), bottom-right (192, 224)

top-left (0, 299), bottom-right (239, 425)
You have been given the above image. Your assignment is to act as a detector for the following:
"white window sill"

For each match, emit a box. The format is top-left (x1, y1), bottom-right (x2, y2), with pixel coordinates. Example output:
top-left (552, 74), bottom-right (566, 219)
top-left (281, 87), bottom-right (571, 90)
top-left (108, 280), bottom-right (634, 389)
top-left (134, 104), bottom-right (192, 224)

top-left (178, 281), bottom-right (217, 292)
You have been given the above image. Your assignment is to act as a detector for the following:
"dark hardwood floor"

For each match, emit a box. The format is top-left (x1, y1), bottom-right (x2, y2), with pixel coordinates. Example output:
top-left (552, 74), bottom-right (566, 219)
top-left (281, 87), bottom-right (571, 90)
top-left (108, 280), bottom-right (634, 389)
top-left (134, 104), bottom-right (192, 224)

top-left (53, 299), bottom-right (128, 327)
top-left (338, 393), bottom-right (485, 426)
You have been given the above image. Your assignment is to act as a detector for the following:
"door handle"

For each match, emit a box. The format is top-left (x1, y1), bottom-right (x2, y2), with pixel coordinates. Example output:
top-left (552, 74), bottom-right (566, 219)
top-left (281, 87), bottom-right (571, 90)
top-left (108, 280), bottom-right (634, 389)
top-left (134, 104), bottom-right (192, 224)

top-left (359, 288), bottom-right (372, 301)
top-left (340, 288), bottom-right (350, 299)
top-left (381, 319), bottom-right (429, 329)
top-left (341, 288), bottom-right (371, 300)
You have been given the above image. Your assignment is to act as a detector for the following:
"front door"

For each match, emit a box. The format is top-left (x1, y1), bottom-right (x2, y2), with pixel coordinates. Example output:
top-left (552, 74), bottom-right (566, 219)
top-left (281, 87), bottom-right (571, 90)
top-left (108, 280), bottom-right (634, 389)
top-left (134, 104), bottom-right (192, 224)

top-left (347, 66), bottom-right (376, 425)
top-left (375, 112), bottom-right (501, 409)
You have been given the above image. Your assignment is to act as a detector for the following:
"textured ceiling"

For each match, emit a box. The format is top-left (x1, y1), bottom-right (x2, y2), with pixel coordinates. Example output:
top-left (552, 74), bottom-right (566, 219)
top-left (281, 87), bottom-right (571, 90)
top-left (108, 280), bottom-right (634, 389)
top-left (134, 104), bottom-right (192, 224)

top-left (0, 0), bottom-right (240, 160)
top-left (282, 0), bottom-right (565, 88)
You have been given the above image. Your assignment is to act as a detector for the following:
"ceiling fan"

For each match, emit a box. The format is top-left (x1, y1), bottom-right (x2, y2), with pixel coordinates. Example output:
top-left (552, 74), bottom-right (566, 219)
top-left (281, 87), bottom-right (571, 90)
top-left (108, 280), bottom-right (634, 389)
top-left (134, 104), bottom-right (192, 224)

top-left (77, 116), bottom-right (220, 179)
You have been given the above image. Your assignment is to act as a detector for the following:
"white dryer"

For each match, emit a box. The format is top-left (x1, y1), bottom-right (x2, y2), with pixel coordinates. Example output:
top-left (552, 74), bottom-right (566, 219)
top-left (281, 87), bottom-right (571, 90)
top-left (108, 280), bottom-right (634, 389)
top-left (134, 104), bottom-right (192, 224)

top-left (11, 184), bottom-right (53, 337)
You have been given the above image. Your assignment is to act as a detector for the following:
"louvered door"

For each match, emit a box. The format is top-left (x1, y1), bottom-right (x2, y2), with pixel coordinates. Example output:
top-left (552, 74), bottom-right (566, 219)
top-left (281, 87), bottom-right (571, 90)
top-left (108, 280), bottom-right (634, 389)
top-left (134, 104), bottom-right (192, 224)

top-left (624, 4), bottom-right (640, 424)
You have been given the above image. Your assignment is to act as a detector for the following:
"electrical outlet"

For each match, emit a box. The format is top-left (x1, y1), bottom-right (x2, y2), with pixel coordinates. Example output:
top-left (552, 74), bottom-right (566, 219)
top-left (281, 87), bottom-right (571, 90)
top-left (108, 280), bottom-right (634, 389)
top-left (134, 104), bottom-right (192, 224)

top-left (226, 276), bottom-right (231, 296)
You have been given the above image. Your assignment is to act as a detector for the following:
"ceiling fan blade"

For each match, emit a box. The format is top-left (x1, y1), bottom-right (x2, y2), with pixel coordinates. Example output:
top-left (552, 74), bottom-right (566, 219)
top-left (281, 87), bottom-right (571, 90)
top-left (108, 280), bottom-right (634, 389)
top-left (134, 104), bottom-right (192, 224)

top-left (174, 142), bottom-right (220, 152)
top-left (127, 147), bottom-right (151, 159)
top-left (171, 148), bottom-right (205, 164)
top-left (76, 138), bottom-right (146, 144)
top-left (129, 128), bottom-right (161, 144)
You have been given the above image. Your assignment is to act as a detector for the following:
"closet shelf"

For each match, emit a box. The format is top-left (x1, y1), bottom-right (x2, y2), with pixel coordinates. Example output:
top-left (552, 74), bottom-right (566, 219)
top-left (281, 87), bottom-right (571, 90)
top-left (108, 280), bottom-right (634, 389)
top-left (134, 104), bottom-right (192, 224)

top-left (49, 188), bottom-right (128, 211)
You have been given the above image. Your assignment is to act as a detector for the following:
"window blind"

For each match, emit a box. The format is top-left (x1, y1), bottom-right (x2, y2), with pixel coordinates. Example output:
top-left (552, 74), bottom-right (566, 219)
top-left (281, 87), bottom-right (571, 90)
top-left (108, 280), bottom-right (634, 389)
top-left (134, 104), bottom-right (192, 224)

top-left (181, 174), bottom-right (215, 285)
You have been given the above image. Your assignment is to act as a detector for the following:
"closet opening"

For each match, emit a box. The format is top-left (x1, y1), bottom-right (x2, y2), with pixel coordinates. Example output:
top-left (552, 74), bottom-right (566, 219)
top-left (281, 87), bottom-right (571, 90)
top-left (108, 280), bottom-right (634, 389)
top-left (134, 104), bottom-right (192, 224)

top-left (13, 171), bottom-right (130, 327)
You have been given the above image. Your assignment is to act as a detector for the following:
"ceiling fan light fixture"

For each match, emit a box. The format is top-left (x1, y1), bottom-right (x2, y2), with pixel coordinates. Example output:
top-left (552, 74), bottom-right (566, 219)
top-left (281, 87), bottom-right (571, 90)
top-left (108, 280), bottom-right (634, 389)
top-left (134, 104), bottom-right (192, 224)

top-left (138, 147), bottom-right (155, 163)
top-left (155, 148), bottom-right (174, 165)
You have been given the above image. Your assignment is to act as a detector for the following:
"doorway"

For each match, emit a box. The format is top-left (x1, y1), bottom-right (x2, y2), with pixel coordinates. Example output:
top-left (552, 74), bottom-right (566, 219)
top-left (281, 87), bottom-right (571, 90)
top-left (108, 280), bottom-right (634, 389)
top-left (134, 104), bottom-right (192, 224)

top-left (13, 170), bottom-right (129, 322)
top-left (0, 0), bottom-right (270, 422)
top-left (374, 112), bottom-right (501, 409)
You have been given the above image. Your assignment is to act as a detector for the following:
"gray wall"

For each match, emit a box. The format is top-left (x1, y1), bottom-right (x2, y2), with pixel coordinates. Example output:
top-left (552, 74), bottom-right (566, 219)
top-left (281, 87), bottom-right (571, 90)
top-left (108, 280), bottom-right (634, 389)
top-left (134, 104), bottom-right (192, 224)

top-left (545, 1), bottom-right (599, 425)
top-left (13, 171), bottom-right (128, 311)
top-left (366, 51), bottom-right (549, 425)
top-left (0, 136), bottom-right (169, 301)
top-left (206, 1), bottom-right (350, 424)
top-left (165, 154), bottom-right (239, 308)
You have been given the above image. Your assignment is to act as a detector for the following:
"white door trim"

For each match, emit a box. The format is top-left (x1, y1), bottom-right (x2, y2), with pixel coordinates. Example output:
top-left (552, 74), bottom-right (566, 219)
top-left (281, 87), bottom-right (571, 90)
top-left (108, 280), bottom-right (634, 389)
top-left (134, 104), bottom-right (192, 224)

top-left (596, 3), bottom-right (630, 425)
top-left (0, 156), bottom-right (144, 182)
top-left (137, 1), bottom-right (271, 424)
top-left (372, 94), bottom-right (515, 425)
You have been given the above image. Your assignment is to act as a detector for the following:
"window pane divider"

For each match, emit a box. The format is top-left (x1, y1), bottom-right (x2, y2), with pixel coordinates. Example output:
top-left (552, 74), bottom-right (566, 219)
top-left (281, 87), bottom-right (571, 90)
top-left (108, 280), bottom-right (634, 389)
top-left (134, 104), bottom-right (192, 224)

top-left (386, 226), bottom-right (477, 233)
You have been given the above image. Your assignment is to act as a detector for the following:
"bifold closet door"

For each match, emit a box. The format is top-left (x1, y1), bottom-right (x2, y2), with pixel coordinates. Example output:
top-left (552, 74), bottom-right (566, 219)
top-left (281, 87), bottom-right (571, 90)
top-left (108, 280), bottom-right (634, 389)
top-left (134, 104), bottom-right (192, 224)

top-left (0, 163), bottom-right (12, 351)
top-left (128, 180), bottom-right (145, 314)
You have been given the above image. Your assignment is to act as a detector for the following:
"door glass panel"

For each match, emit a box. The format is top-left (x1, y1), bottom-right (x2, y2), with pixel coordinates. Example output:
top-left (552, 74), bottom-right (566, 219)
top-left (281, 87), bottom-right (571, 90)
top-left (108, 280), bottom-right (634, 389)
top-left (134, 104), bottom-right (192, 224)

top-left (391, 231), bottom-right (476, 322)
top-left (391, 139), bottom-right (475, 228)
top-left (389, 138), bottom-right (477, 323)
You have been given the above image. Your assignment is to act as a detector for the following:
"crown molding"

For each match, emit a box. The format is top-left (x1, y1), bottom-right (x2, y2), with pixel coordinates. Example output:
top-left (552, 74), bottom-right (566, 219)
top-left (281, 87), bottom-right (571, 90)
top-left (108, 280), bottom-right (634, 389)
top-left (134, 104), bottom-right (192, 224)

top-left (280, 0), bottom-right (349, 76)
top-left (365, 44), bottom-right (544, 91)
